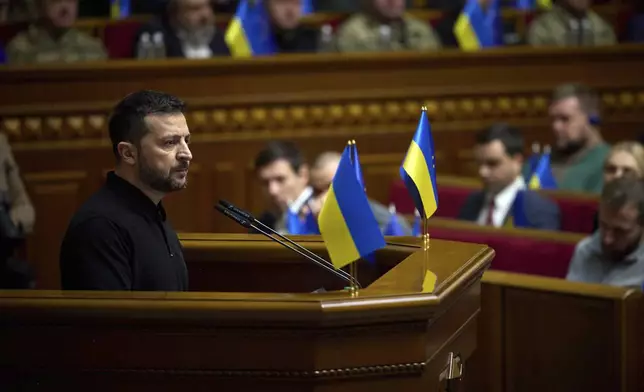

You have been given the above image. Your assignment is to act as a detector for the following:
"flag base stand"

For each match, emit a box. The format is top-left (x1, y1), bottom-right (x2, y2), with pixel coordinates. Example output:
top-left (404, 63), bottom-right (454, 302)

top-left (349, 261), bottom-right (359, 297)
top-left (422, 217), bottom-right (431, 279)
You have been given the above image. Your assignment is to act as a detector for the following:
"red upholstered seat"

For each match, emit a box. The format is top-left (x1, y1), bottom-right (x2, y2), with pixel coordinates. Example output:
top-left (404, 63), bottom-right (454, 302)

top-left (427, 219), bottom-right (582, 278)
top-left (389, 178), bottom-right (476, 218)
top-left (103, 19), bottom-right (145, 59)
top-left (390, 178), bottom-right (600, 234)
top-left (541, 191), bottom-right (598, 234)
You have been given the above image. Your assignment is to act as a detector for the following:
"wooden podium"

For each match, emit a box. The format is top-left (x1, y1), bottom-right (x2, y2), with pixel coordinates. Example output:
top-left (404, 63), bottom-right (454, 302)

top-left (0, 234), bottom-right (493, 392)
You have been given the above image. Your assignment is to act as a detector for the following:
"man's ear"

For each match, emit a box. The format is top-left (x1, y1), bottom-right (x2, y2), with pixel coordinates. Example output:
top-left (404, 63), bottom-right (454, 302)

top-left (117, 142), bottom-right (137, 166)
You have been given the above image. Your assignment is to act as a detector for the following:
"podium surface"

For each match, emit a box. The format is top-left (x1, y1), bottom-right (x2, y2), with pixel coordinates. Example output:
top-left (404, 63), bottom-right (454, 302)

top-left (0, 235), bottom-right (493, 392)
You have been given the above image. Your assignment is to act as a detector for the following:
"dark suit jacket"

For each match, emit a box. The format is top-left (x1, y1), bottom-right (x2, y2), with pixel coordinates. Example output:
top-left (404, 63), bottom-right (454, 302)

top-left (134, 17), bottom-right (230, 59)
top-left (457, 190), bottom-right (561, 231)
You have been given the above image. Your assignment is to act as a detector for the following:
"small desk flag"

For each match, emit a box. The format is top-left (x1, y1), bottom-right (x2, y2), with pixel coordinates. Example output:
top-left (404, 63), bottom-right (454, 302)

top-left (225, 0), bottom-right (276, 57)
top-left (318, 146), bottom-right (386, 269)
top-left (400, 108), bottom-right (439, 220)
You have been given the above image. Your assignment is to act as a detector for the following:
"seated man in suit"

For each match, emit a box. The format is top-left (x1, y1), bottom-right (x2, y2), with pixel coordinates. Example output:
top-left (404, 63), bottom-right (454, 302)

top-left (458, 123), bottom-right (560, 230)
top-left (307, 151), bottom-right (412, 235)
top-left (567, 177), bottom-right (644, 288)
top-left (254, 141), bottom-right (313, 234)
top-left (133, 0), bottom-right (229, 59)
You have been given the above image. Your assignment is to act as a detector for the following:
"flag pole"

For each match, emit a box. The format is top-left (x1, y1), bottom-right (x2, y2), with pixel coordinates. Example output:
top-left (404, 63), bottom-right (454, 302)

top-left (347, 139), bottom-right (359, 296)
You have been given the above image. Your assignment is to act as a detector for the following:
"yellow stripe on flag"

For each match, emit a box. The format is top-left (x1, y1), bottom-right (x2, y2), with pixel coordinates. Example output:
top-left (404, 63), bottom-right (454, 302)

top-left (529, 175), bottom-right (541, 190)
top-left (317, 185), bottom-right (361, 269)
top-left (454, 13), bottom-right (480, 51)
top-left (402, 141), bottom-right (438, 218)
top-left (225, 18), bottom-right (252, 57)
top-left (537, 0), bottom-right (552, 9)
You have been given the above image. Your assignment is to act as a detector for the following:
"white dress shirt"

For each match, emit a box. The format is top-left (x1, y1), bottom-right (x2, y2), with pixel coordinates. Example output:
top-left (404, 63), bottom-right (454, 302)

top-left (182, 42), bottom-right (212, 59)
top-left (477, 176), bottom-right (526, 227)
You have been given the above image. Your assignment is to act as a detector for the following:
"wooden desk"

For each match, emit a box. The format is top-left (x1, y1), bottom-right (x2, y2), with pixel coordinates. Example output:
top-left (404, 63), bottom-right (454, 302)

top-left (0, 235), bottom-right (492, 392)
top-left (473, 271), bottom-right (644, 392)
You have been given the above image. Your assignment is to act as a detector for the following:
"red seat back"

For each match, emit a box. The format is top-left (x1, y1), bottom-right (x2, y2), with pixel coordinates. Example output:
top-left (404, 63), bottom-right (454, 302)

top-left (103, 19), bottom-right (145, 59)
top-left (541, 191), bottom-right (599, 234)
top-left (389, 178), bottom-right (477, 218)
top-left (428, 219), bottom-right (582, 278)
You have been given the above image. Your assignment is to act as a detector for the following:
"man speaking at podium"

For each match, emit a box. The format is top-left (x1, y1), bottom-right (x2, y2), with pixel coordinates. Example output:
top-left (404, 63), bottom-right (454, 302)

top-left (59, 91), bottom-right (191, 291)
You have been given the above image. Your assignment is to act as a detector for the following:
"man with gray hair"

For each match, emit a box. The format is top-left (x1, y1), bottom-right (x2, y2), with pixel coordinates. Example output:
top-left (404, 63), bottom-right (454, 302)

top-left (308, 151), bottom-right (412, 235)
top-left (566, 177), bottom-right (644, 288)
top-left (133, 0), bottom-right (229, 59)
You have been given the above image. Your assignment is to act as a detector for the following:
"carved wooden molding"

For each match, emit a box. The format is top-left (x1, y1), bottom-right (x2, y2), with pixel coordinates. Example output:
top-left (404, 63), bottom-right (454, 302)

top-left (4, 89), bottom-right (642, 148)
top-left (79, 361), bottom-right (427, 380)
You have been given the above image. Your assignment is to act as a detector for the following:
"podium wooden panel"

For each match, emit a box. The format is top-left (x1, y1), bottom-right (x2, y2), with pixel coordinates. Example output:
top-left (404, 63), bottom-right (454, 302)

top-left (0, 235), bottom-right (492, 392)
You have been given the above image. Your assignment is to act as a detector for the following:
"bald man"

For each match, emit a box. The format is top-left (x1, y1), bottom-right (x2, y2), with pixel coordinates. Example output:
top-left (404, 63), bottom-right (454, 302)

top-left (309, 151), bottom-right (412, 235)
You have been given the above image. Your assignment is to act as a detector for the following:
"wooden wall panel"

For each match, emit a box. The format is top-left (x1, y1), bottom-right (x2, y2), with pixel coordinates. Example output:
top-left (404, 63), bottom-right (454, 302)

top-left (2, 46), bottom-right (644, 288)
top-left (23, 171), bottom-right (87, 289)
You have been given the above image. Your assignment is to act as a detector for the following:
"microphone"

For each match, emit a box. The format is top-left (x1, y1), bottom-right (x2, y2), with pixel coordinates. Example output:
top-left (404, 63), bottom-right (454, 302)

top-left (214, 202), bottom-right (359, 288)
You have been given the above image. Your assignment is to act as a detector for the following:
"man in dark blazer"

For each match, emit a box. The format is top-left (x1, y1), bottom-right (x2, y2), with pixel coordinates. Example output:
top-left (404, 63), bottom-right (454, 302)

top-left (458, 123), bottom-right (561, 231)
top-left (133, 0), bottom-right (229, 59)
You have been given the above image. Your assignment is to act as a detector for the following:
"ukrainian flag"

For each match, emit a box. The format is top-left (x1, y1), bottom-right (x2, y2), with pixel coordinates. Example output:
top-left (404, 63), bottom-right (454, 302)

top-left (225, 0), bottom-right (277, 57)
top-left (110, 0), bottom-right (130, 19)
top-left (318, 146), bottom-right (386, 269)
top-left (529, 151), bottom-right (557, 190)
top-left (400, 108), bottom-right (439, 219)
top-left (454, 0), bottom-right (497, 50)
top-left (516, 0), bottom-right (552, 10)
top-left (350, 141), bottom-right (365, 191)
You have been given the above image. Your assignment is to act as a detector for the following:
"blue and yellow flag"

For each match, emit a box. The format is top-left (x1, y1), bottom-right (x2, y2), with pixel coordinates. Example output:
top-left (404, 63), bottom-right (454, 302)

top-left (454, 0), bottom-right (498, 50)
top-left (400, 109), bottom-right (439, 220)
top-left (225, 0), bottom-right (277, 57)
top-left (516, 0), bottom-right (552, 10)
top-left (529, 150), bottom-right (557, 190)
top-left (110, 0), bottom-right (130, 19)
top-left (383, 205), bottom-right (406, 236)
top-left (318, 146), bottom-right (386, 269)
top-left (350, 141), bottom-right (365, 191)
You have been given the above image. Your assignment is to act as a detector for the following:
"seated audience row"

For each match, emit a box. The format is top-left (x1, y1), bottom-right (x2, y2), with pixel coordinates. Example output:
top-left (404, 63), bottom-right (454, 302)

top-left (1, 0), bottom-right (622, 65)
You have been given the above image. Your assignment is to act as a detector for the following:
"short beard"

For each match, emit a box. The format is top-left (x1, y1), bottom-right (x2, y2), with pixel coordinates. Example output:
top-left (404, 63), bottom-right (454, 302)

top-left (556, 137), bottom-right (588, 158)
top-left (177, 24), bottom-right (215, 46)
top-left (138, 154), bottom-right (188, 194)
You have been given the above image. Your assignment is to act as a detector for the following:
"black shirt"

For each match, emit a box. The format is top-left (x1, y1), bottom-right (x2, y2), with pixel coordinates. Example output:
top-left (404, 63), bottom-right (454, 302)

top-left (59, 172), bottom-right (188, 291)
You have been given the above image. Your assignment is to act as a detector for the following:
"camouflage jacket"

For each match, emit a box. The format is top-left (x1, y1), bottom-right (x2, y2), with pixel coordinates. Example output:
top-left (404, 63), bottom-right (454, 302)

top-left (335, 13), bottom-right (442, 53)
top-left (527, 5), bottom-right (616, 47)
top-left (0, 133), bottom-right (34, 234)
top-left (6, 25), bottom-right (107, 65)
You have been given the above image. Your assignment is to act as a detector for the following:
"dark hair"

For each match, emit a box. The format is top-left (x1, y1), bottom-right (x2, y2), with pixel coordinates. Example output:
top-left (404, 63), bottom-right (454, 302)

top-left (551, 83), bottom-right (600, 116)
top-left (601, 177), bottom-right (644, 225)
top-left (108, 90), bottom-right (186, 160)
top-left (475, 123), bottom-right (524, 157)
top-left (254, 141), bottom-right (306, 173)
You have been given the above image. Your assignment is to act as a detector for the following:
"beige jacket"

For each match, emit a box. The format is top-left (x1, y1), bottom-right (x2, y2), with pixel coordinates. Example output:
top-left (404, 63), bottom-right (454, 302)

top-left (0, 134), bottom-right (35, 234)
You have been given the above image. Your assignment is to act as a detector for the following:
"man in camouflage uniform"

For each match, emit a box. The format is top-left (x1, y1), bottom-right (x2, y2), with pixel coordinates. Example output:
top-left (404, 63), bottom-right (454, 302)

top-left (6, 0), bottom-right (107, 65)
top-left (335, 0), bottom-right (442, 52)
top-left (527, 0), bottom-right (616, 47)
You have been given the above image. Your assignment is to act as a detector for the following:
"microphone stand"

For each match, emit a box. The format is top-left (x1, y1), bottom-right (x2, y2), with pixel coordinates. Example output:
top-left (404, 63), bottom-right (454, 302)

top-left (215, 203), bottom-right (360, 289)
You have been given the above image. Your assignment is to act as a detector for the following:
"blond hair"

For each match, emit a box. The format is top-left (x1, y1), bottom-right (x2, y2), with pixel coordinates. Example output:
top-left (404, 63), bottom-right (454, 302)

top-left (607, 142), bottom-right (644, 177)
